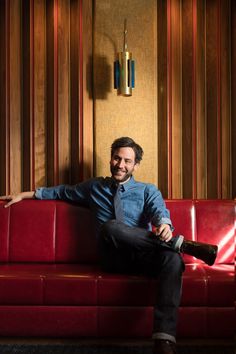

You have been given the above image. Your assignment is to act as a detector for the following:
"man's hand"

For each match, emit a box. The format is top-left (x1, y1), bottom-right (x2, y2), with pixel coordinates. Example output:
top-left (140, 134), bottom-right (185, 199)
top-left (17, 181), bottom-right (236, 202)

top-left (0, 191), bottom-right (35, 208)
top-left (154, 224), bottom-right (173, 242)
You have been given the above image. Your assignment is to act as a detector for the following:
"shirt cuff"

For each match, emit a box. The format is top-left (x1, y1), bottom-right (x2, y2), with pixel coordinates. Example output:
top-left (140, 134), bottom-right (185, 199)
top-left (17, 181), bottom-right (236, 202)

top-left (152, 216), bottom-right (174, 231)
top-left (34, 188), bottom-right (44, 200)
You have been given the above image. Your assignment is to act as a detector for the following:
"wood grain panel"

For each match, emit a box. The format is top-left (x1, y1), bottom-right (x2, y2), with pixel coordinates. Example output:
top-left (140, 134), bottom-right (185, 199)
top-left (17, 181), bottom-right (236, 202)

top-left (22, 0), bottom-right (34, 191)
top-left (217, 0), bottom-right (222, 198)
top-left (220, 0), bottom-right (231, 198)
top-left (167, 0), bottom-right (172, 197)
top-left (6, 0), bottom-right (10, 194)
top-left (192, 0), bottom-right (197, 199)
top-left (196, 0), bottom-right (207, 198)
top-left (0, 0), bottom-right (234, 199)
top-left (82, 0), bottom-right (93, 180)
top-left (182, 0), bottom-right (193, 198)
top-left (206, 0), bottom-right (218, 198)
top-left (9, 0), bottom-right (22, 194)
top-left (232, 0), bottom-right (236, 199)
top-left (58, 0), bottom-right (70, 184)
top-left (34, 0), bottom-right (46, 188)
top-left (70, 0), bottom-right (80, 184)
top-left (157, 0), bottom-right (168, 198)
top-left (46, 0), bottom-right (58, 186)
top-left (171, 0), bottom-right (182, 198)
top-left (70, 0), bottom-right (81, 184)
top-left (0, 0), bottom-right (7, 194)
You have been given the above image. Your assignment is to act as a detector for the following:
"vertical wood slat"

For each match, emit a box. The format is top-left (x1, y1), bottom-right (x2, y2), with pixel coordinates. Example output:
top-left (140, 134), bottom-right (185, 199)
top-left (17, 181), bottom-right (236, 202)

top-left (171, 0), bottom-right (182, 198)
top-left (46, 0), bottom-right (54, 186)
top-left (0, 0), bottom-right (7, 194)
top-left (78, 0), bottom-right (83, 182)
top-left (6, 0), bottom-right (10, 195)
top-left (157, 0), bottom-right (168, 198)
top-left (70, 0), bottom-right (81, 184)
top-left (192, 0), bottom-right (197, 199)
top-left (10, 0), bottom-right (22, 194)
top-left (30, 0), bottom-right (35, 190)
top-left (167, 0), bottom-right (173, 198)
top-left (217, 0), bottom-right (222, 198)
top-left (196, 0), bottom-right (207, 198)
top-left (82, 0), bottom-right (93, 181)
top-left (58, 0), bottom-right (70, 184)
top-left (182, 0), bottom-right (193, 198)
top-left (46, 0), bottom-right (58, 186)
top-left (53, 0), bottom-right (59, 186)
top-left (34, 0), bottom-right (46, 188)
top-left (232, 0), bottom-right (236, 199)
top-left (22, 0), bottom-right (35, 191)
top-left (206, 0), bottom-right (218, 198)
top-left (220, 0), bottom-right (231, 198)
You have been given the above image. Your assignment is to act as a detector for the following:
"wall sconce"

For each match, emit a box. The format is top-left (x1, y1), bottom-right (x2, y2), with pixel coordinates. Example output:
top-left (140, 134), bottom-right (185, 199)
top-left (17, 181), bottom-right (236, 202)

top-left (114, 20), bottom-right (135, 96)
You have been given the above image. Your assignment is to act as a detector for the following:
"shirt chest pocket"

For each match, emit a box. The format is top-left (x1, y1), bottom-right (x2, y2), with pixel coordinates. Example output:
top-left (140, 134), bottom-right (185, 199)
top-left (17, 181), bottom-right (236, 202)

top-left (123, 198), bottom-right (144, 221)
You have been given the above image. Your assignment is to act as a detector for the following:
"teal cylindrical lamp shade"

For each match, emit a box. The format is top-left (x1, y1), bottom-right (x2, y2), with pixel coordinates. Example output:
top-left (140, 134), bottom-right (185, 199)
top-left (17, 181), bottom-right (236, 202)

top-left (114, 20), bottom-right (135, 96)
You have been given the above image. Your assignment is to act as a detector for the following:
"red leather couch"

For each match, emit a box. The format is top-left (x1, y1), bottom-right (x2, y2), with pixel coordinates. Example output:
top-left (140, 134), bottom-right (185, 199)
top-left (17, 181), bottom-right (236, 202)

top-left (0, 199), bottom-right (234, 339)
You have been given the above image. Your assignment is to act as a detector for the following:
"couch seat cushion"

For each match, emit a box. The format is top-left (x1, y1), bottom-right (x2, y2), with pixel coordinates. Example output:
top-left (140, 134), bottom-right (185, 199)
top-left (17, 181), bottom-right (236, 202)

top-left (203, 264), bottom-right (234, 306)
top-left (0, 263), bottom-right (233, 308)
top-left (0, 264), bottom-right (99, 305)
top-left (181, 264), bottom-right (207, 306)
top-left (97, 273), bottom-right (158, 306)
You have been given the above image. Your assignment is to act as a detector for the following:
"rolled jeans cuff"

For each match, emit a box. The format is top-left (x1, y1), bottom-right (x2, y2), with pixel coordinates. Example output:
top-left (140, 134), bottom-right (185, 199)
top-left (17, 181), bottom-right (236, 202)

top-left (152, 332), bottom-right (176, 344)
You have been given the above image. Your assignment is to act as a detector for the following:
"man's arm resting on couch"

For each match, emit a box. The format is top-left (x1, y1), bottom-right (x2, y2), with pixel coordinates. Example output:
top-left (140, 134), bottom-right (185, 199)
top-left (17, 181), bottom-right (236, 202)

top-left (0, 191), bottom-right (35, 208)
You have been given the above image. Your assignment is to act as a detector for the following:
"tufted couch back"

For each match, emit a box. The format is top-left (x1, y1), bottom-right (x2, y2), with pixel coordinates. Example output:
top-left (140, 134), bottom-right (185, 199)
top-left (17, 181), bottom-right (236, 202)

top-left (0, 199), bottom-right (234, 264)
top-left (0, 200), bottom-right (98, 263)
top-left (166, 199), bottom-right (235, 264)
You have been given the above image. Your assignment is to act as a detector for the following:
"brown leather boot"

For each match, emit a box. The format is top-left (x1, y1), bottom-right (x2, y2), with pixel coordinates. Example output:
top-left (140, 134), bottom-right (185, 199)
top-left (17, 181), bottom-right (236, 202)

top-left (181, 240), bottom-right (218, 266)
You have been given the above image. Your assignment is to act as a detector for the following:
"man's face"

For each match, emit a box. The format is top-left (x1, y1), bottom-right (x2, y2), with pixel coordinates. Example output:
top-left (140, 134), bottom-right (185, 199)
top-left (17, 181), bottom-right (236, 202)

top-left (110, 147), bottom-right (139, 183)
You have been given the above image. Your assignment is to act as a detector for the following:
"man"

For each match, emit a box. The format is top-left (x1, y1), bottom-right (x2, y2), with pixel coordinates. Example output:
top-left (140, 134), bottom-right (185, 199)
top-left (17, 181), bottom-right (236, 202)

top-left (0, 137), bottom-right (217, 354)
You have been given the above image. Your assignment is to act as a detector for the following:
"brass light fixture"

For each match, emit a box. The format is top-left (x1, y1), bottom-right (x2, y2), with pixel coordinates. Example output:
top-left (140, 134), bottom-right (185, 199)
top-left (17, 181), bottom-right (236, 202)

top-left (114, 19), bottom-right (135, 96)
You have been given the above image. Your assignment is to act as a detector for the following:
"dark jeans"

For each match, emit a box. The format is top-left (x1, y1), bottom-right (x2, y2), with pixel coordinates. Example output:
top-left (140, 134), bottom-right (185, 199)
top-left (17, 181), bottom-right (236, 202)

top-left (99, 220), bottom-right (185, 338)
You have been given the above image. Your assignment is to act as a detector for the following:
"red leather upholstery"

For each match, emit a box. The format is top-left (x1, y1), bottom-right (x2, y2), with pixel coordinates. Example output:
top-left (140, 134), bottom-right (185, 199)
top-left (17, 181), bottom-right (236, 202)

top-left (0, 306), bottom-right (97, 337)
top-left (195, 200), bottom-right (235, 264)
top-left (0, 199), bottom-right (234, 339)
top-left (0, 201), bottom-right (98, 263)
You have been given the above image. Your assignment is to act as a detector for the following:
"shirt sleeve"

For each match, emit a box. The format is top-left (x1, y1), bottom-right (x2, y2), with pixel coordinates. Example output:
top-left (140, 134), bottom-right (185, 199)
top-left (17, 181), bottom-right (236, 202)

top-left (34, 179), bottom-right (95, 207)
top-left (144, 184), bottom-right (174, 230)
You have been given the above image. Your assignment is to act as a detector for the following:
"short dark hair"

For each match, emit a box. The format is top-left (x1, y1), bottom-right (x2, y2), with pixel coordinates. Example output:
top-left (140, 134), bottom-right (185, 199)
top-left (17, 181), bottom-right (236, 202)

top-left (111, 137), bottom-right (143, 163)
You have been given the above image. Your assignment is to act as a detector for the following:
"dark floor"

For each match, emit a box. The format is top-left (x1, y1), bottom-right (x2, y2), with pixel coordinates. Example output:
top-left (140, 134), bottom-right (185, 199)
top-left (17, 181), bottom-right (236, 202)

top-left (0, 346), bottom-right (234, 354)
top-left (0, 338), bottom-right (234, 354)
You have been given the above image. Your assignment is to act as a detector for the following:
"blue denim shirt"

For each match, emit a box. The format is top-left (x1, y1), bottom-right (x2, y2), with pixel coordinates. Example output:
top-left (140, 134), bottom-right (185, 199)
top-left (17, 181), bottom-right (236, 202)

top-left (35, 176), bottom-right (172, 232)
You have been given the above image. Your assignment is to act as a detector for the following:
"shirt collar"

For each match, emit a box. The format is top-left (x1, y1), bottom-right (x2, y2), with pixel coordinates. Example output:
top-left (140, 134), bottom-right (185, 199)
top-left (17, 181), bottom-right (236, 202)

top-left (105, 176), bottom-right (136, 191)
top-left (119, 176), bottom-right (136, 191)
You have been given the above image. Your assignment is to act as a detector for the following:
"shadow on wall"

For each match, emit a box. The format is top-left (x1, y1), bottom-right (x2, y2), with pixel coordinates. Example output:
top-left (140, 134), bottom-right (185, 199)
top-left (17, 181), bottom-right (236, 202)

top-left (93, 150), bottom-right (107, 178)
top-left (87, 55), bottom-right (112, 100)
top-left (54, 160), bottom-right (94, 186)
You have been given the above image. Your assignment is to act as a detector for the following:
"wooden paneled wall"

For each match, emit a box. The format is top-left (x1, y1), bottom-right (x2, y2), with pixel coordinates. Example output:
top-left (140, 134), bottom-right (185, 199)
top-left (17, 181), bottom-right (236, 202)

top-left (0, 0), bottom-right (235, 200)
top-left (157, 0), bottom-right (235, 199)
top-left (94, 0), bottom-right (235, 199)
top-left (0, 0), bottom-right (93, 195)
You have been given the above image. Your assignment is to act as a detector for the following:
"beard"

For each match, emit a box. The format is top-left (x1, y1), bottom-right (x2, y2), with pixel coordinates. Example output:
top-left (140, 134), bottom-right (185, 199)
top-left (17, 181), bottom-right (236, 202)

top-left (110, 165), bottom-right (133, 183)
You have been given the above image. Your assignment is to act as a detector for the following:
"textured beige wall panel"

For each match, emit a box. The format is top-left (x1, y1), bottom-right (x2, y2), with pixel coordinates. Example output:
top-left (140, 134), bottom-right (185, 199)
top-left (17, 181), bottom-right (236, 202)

top-left (94, 0), bottom-right (157, 184)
